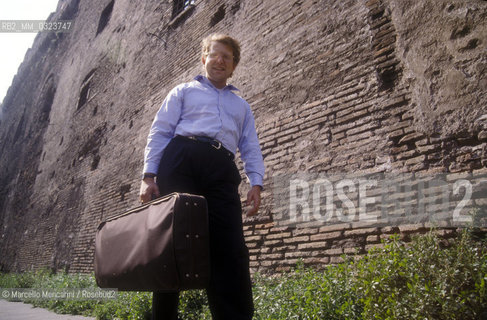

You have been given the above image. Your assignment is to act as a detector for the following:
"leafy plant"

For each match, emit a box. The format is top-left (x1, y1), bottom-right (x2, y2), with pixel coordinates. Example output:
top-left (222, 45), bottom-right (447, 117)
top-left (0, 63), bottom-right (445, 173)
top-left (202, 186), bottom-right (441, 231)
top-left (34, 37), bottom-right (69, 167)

top-left (0, 228), bottom-right (485, 319)
top-left (354, 229), bottom-right (486, 320)
top-left (179, 289), bottom-right (211, 319)
top-left (253, 260), bottom-right (362, 320)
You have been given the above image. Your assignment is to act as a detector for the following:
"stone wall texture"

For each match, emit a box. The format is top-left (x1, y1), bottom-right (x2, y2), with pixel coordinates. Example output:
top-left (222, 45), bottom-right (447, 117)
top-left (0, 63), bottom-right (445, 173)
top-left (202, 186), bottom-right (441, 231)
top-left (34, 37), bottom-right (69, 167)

top-left (0, 0), bottom-right (486, 273)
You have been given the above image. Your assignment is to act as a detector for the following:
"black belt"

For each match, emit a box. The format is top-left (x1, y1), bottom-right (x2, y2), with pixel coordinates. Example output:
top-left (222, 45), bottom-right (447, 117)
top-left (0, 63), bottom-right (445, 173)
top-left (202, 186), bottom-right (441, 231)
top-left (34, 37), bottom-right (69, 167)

top-left (176, 135), bottom-right (234, 159)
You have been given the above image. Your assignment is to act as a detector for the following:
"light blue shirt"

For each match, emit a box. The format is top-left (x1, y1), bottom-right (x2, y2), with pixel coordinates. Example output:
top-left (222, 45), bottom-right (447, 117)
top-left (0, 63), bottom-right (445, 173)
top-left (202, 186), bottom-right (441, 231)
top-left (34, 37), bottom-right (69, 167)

top-left (143, 75), bottom-right (265, 187)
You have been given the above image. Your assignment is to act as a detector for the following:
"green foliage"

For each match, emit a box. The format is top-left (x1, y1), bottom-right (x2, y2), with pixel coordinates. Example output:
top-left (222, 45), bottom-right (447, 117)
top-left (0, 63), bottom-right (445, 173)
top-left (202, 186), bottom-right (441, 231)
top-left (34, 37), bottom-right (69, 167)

top-left (354, 230), bottom-right (487, 320)
top-left (99, 291), bottom-right (152, 320)
top-left (0, 229), bottom-right (485, 319)
top-left (0, 269), bottom-right (38, 288)
top-left (253, 259), bottom-right (362, 320)
top-left (0, 269), bottom-right (99, 316)
top-left (252, 228), bottom-right (486, 320)
top-left (178, 289), bottom-right (211, 319)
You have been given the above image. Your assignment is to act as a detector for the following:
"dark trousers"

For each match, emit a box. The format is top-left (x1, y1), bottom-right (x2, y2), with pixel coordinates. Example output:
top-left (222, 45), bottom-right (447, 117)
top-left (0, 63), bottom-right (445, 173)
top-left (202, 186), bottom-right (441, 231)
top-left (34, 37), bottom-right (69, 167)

top-left (152, 136), bottom-right (254, 320)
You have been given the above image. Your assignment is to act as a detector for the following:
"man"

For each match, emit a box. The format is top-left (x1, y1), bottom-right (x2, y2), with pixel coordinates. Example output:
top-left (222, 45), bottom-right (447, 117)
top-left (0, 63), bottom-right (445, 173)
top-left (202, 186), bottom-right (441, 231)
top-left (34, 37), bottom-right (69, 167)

top-left (139, 34), bottom-right (265, 320)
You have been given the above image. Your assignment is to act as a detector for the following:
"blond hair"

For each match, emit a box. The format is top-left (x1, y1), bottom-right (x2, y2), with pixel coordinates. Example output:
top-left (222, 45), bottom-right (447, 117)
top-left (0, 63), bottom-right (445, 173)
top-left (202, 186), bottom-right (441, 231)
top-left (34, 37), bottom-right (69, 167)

top-left (201, 33), bottom-right (241, 66)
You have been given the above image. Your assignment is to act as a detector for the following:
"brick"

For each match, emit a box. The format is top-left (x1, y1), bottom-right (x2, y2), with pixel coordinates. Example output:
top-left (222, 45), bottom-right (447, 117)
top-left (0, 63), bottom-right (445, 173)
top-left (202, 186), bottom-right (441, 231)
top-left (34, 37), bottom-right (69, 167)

top-left (303, 257), bottom-right (331, 265)
top-left (254, 228), bottom-right (271, 235)
top-left (366, 235), bottom-right (380, 243)
top-left (266, 232), bottom-right (292, 240)
top-left (297, 241), bottom-right (328, 250)
top-left (344, 227), bottom-right (380, 237)
top-left (329, 256), bottom-right (345, 264)
top-left (319, 223), bottom-right (351, 233)
top-left (344, 247), bottom-right (361, 254)
top-left (310, 231), bottom-right (343, 241)
top-left (292, 228), bottom-right (319, 236)
top-left (284, 251), bottom-right (311, 259)
top-left (260, 260), bottom-right (278, 267)
top-left (399, 132), bottom-right (424, 144)
top-left (2, 0), bottom-right (485, 276)
top-left (260, 247), bottom-right (271, 254)
top-left (417, 144), bottom-right (439, 154)
top-left (246, 235), bottom-right (263, 242)
top-left (283, 235), bottom-right (310, 244)
top-left (255, 223), bottom-right (274, 229)
top-left (324, 248), bottom-right (344, 256)
top-left (282, 259), bottom-right (300, 266)
top-left (261, 253), bottom-right (285, 260)
top-left (271, 245), bottom-right (297, 252)
top-left (263, 240), bottom-right (283, 247)
top-left (398, 224), bottom-right (427, 233)
top-left (405, 155), bottom-right (427, 166)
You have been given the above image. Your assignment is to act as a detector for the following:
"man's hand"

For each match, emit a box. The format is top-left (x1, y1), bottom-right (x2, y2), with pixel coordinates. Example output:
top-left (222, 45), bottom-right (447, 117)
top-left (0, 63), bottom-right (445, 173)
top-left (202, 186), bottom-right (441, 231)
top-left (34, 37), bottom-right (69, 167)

top-left (246, 185), bottom-right (262, 217)
top-left (139, 177), bottom-right (160, 203)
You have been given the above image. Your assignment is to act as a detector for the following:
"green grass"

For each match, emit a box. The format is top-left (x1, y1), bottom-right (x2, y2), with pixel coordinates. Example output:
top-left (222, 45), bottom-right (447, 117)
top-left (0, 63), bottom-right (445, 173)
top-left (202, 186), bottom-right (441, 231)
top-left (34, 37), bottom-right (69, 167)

top-left (1, 228), bottom-right (486, 319)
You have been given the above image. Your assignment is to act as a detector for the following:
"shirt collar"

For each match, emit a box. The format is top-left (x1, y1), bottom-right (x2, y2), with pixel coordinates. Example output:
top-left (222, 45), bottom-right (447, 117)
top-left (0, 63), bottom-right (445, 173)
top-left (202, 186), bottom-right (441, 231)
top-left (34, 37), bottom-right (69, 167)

top-left (194, 75), bottom-right (239, 92)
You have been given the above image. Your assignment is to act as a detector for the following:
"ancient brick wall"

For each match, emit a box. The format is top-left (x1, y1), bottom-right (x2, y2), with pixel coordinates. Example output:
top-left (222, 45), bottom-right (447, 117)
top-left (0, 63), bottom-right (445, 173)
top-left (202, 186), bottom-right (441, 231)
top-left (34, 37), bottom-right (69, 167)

top-left (0, 0), bottom-right (486, 274)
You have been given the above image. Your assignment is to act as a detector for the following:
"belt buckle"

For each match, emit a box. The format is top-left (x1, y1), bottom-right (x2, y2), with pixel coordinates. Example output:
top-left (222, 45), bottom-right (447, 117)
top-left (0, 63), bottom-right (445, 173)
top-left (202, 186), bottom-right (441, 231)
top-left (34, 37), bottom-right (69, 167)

top-left (212, 141), bottom-right (222, 150)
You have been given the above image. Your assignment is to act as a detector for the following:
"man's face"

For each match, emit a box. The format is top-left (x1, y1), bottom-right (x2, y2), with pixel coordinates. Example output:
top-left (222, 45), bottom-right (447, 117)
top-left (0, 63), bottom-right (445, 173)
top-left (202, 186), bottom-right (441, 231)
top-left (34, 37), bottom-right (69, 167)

top-left (202, 41), bottom-right (236, 88)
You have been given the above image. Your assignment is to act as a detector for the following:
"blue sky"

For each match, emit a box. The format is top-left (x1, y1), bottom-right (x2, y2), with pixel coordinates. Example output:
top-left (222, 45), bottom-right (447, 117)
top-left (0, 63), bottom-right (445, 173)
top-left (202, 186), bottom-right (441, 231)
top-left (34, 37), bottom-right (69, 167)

top-left (0, 0), bottom-right (59, 104)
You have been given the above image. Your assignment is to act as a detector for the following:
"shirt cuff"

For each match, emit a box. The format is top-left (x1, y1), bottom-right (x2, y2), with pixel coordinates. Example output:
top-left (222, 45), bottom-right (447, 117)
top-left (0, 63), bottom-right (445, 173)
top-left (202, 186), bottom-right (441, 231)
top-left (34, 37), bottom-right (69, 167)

top-left (143, 162), bottom-right (159, 176)
top-left (247, 172), bottom-right (263, 188)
